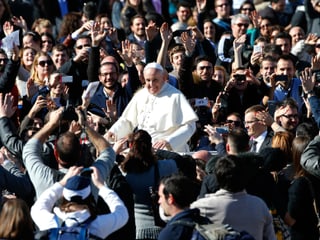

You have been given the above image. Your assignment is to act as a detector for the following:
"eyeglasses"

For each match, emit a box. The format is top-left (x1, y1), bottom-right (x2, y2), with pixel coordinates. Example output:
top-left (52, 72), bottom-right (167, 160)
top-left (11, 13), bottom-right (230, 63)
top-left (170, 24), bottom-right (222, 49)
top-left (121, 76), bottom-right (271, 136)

top-left (281, 114), bottom-right (299, 120)
top-left (198, 66), bottom-right (212, 70)
top-left (225, 120), bottom-right (241, 126)
top-left (75, 44), bottom-right (91, 50)
top-left (217, 3), bottom-right (229, 7)
top-left (244, 119), bottom-right (259, 125)
top-left (38, 60), bottom-right (53, 67)
top-left (236, 23), bottom-right (249, 28)
top-left (241, 8), bottom-right (253, 11)
top-left (0, 58), bottom-right (8, 63)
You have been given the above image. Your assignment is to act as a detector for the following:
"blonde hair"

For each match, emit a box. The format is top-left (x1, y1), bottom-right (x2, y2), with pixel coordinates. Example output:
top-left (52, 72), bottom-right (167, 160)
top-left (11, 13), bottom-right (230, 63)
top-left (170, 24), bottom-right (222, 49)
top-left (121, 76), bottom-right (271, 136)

top-left (30, 51), bottom-right (54, 86)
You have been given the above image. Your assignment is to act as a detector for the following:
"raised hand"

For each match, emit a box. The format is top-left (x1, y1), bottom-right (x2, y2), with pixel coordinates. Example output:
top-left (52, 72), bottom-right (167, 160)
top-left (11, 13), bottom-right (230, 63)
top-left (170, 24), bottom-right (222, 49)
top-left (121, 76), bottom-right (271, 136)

top-left (300, 67), bottom-right (315, 93)
top-left (3, 21), bottom-right (14, 36)
top-left (91, 21), bottom-right (106, 47)
top-left (159, 22), bottom-right (172, 44)
top-left (181, 31), bottom-right (196, 55)
top-left (145, 22), bottom-right (159, 42)
top-left (0, 93), bottom-right (17, 118)
top-left (11, 16), bottom-right (28, 32)
top-left (117, 40), bottom-right (133, 66)
top-left (196, 0), bottom-right (207, 13)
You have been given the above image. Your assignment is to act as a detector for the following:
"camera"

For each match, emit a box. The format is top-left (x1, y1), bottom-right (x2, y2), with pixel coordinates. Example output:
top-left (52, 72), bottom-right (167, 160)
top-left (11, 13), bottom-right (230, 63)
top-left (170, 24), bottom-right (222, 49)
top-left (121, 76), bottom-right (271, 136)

top-left (61, 105), bottom-right (78, 121)
top-left (234, 74), bottom-right (246, 82)
top-left (274, 75), bottom-right (288, 82)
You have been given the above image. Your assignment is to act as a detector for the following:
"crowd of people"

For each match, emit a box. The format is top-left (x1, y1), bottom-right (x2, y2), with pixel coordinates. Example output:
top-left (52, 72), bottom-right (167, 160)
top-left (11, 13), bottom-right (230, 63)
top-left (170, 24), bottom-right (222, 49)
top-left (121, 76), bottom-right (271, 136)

top-left (0, 0), bottom-right (320, 239)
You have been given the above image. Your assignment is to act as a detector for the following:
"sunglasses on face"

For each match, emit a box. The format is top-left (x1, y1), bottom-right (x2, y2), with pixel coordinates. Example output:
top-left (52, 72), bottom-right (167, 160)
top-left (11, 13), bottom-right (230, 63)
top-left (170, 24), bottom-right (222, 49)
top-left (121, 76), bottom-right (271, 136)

top-left (38, 60), bottom-right (53, 67)
top-left (236, 23), bottom-right (249, 28)
top-left (0, 58), bottom-right (8, 63)
top-left (75, 44), bottom-right (91, 50)
top-left (225, 120), bottom-right (241, 126)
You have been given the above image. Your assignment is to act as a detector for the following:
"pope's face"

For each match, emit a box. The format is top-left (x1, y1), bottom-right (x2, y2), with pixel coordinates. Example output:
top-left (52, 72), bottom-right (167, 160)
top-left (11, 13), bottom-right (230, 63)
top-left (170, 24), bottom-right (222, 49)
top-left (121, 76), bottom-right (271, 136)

top-left (144, 68), bottom-right (166, 95)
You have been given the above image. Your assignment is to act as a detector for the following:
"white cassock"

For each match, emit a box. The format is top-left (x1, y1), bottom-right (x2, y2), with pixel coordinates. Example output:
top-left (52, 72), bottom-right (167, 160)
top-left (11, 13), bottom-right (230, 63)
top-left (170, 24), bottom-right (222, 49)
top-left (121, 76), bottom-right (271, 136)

top-left (109, 83), bottom-right (198, 152)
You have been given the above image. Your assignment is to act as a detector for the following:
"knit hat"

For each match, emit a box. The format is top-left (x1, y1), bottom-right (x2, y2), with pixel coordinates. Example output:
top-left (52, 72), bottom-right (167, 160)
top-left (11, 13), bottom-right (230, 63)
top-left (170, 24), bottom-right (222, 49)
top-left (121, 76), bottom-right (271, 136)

top-left (62, 176), bottom-right (91, 201)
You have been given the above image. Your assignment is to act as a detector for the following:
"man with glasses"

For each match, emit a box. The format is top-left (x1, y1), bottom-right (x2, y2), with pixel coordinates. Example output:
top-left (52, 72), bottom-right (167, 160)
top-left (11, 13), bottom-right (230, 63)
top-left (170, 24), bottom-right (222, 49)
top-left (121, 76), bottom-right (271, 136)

top-left (217, 13), bottom-right (252, 73)
top-left (276, 98), bottom-right (299, 133)
top-left (88, 60), bottom-right (141, 126)
top-left (244, 105), bottom-right (274, 153)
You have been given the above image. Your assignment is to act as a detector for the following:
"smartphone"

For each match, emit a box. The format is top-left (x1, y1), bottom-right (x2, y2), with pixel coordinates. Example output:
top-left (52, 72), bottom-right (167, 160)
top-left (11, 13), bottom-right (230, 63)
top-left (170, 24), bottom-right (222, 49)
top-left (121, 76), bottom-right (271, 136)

top-left (274, 75), bottom-right (288, 82)
top-left (234, 74), bottom-right (246, 82)
top-left (80, 168), bottom-right (93, 177)
top-left (61, 76), bottom-right (73, 83)
top-left (253, 45), bottom-right (262, 53)
top-left (195, 98), bottom-right (209, 107)
top-left (172, 29), bottom-right (191, 37)
top-left (215, 126), bottom-right (229, 134)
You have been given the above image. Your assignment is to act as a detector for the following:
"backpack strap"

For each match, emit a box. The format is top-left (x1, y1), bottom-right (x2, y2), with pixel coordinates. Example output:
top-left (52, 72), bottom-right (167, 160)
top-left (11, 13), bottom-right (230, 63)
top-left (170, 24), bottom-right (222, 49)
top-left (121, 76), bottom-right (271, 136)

top-left (170, 220), bottom-right (241, 240)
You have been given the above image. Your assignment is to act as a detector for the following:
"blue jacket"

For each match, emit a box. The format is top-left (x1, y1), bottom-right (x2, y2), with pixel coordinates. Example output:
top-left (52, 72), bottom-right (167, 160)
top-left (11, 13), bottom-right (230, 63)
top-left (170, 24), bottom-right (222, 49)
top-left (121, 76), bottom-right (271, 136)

top-left (88, 65), bottom-right (142, 118)
top-left (158, 208), bottom-right (210, 240)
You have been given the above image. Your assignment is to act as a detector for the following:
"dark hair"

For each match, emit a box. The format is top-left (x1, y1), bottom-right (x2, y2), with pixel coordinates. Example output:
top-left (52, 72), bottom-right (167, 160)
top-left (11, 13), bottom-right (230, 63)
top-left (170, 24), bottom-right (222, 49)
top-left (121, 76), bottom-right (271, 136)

top-left (214, 155), bottom-right (249, 192)
top-left (100, 61), bottom-right (119, 73)
top-left (161, 174), bottom-right (198, 209)
top-left (56, 131), bottom-right (81, 168)
top-left (145, 12), bottom-right (164, 27)
top-left (227, 128), bottom-right (250, 153)
top-left (261, 55), bottom-right (277, 64)
top-left (274, 31), bottom-right (292, 45)
top-left (52, 43), bottom-right (71, 58)
top-left (292, 136), bottom-right (310, 178)
top-left (130, 14), bottom-right (146, 25)
top-left (82, 1), bottom-right (97, 20)
top-left (58, 12), bottom-right (82, 40)
top-left (259, 147), bottom-right (287, 172)
top-left (263, 43), bottom-right (282, 57)
top-left (60, 193), bottom-right (98, 218)
top-left (194, 55), bottom-right (213, 69)
top-left (41, 32), bottom-right (55, 47)
top-left (23, 31), bottom-right (41, 43)
top-left (280, 97), bottom-right (298, 110)
top-left (296, 122), bottom-right (318, 140)
top-left (239, 0), bottom-right (255, 11)
top-left (120, 130), bottom-right (157, 173)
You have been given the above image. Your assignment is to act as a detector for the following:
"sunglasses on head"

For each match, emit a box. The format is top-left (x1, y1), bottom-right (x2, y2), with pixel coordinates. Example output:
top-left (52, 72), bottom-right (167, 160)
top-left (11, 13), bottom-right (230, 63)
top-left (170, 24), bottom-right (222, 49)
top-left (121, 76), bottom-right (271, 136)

top-left (38, 60), bottom-right (53, 67)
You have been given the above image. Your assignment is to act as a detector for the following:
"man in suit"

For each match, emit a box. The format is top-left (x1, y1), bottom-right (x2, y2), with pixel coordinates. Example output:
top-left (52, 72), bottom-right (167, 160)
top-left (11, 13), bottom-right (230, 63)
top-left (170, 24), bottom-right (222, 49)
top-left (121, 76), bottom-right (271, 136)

top-left (244, 105), bottom-right (273, 153)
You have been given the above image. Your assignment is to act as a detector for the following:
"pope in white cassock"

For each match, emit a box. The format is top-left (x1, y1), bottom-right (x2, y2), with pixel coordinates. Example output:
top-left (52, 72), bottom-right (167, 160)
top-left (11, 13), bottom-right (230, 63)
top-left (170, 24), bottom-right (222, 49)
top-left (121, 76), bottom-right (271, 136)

top-left (106, 62), bottom-right (198, 152)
